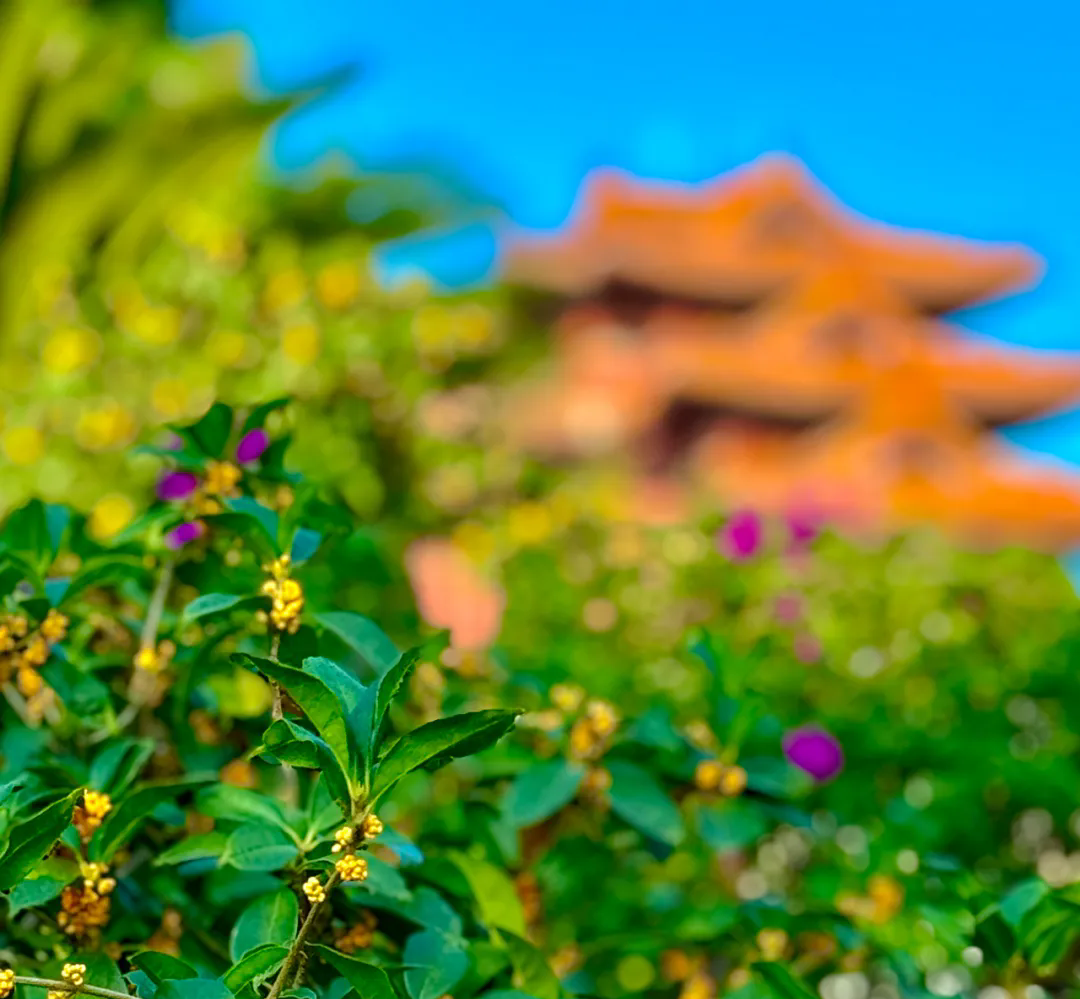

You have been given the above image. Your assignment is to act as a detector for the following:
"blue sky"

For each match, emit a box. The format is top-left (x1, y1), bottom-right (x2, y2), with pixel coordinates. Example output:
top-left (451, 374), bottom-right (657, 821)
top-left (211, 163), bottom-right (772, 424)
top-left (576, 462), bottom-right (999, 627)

top-left (173, 0), bottom-right (1080, 462)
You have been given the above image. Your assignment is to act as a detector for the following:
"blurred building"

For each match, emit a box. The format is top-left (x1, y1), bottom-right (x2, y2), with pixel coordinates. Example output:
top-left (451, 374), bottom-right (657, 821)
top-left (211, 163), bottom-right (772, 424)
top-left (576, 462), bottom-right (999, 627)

top-left (503, 154), bottom-right (1080, 551)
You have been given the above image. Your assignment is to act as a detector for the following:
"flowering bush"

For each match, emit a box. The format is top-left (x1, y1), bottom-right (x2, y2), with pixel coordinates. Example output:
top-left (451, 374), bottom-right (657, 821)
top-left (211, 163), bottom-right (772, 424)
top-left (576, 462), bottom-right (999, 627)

top-left (3, 400), bottom-right (1080, 999)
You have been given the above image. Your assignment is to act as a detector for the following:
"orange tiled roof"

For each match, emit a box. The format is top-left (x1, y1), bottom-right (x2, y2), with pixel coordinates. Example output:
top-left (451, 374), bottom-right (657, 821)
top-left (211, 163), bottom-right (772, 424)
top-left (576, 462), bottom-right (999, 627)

top-left (503, 154), bottom-right (1041, 312)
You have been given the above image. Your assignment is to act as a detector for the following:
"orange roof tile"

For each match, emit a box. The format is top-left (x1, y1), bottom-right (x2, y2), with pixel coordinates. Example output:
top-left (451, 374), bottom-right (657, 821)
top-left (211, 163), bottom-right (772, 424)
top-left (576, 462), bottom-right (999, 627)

top-left (504, 154), bottom-right (1040, 312)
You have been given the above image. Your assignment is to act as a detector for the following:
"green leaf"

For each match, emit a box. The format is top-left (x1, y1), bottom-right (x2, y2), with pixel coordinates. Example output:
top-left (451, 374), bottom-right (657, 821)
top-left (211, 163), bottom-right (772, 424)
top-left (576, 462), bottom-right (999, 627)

top-left (89, 737), bottom-right (155, 796)
top-left (502, 760), bottom-right (585, 828)
top-left (753, 962), bottom-right (818, 999)
top-left (235, 654), bottom-right (354, 784)
top-left (447, 851), bottom-right (527, 935)
top-left (176, 402), bottom-right (233, 458)
top-left (261, 718), bottom-right (351, 817)
top-left (224, 497), bottom-right (280, 551)
top-left (309, 943), bottom-right (399, 999)
top-left (230, 887), bottom-right (299, 961)
top-left (155, 831), bottom-right (229, 867)
top-left (372, 709), bottom-right (520, 801)
top-left (404, 929), bottom-right (469, 999)
top-left (316, 610), bottom-right (400, 675)
top-left (196, 785), bottom-right (297, 836)
top-left (61, 555), bottom-right (149, 605)
top-left (67, 954), bottom-right (128, 995)
top-left (0, 788), bottom-right (79, 890)
top-left (180, 592), bottom-right (249, 627)
top-left (223, 942), bottom-right (289, 992)
top-left (91, 776), bottom-right (214, 862)
top-left (1001, 878), bottom-right (1050, 927)
top-left (501, 932), bottom-right (560, 999)
top-left (369, 647), bottom-right (423, 753)
top-left (130, 952), bottom-right (199, 985)
top-left (241, 397), bottom-right (290, 436)
top-left (0, 499), bottom-right (50, 572)
top-left (158, 980), bottom-right (236, 999)
top-left (607, 761), bottom-right (685, 846)
top-left (225, 824), bottom-right (299, 872)
top-left (290, 527), bottom-right (322, 565)
top-left (5, 875), bottom-right (67, 915)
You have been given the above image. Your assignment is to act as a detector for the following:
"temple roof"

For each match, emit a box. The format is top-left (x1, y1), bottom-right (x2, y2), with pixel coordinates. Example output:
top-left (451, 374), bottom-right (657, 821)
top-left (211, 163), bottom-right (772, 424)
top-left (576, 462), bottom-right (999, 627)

top-left (503, 154), bottom-right (1041, 313)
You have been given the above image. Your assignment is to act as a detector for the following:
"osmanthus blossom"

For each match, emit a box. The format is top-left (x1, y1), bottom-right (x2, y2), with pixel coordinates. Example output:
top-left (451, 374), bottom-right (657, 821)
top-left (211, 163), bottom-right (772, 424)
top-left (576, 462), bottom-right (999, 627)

top-left (783, 726), bottom-right (844, 782)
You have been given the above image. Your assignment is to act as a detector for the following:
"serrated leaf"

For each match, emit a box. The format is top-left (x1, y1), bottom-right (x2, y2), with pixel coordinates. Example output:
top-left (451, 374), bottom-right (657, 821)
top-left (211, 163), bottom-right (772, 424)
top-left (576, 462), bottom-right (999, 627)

top-left (0, 788), bottom-right (80, 890)
top-left (316, 610), bottom-right (399, 675)
top-left (196, 784), bottom-right (297, 836)
top-left (502, 760), bottom-right (585, 828)
top-left (608, 761), bottom-right (684, 846)
top-left (226, 824), bottom-right (298, 872)
top-left (261, 718), bottom-right (351, 817)
top-left (235, 654), bottom-right (355, 786)
top-left (155, 831), bottom-right (229, 867)
top-left (223, 942), bottom-right (289, 992)
top-left (5, 875), bottom-right (67, 915)
top-left (372, 709), bottom-right (519, 801)
top-left (130, 952), bottom-right (199, 985)
top-left (230, 888), bottom-right (299, 961)
top-left (181, 592), bottom-right (248, 627)
top-left (91, 776), bottom-right (213, 862)
top-left (310, 943), bottom-right (398, 999)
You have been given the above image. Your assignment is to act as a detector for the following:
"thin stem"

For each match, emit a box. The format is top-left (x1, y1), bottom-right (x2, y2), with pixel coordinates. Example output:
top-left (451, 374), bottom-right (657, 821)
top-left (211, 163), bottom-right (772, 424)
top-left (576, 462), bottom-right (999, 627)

top-left (266, 871), bottom-right (341, 999)
top-left (270, 631), bottom-right (283, 720)
top-left (140, 556), bottom-right (175, 650)
top-left (14, 976), bottom-right (136, 999)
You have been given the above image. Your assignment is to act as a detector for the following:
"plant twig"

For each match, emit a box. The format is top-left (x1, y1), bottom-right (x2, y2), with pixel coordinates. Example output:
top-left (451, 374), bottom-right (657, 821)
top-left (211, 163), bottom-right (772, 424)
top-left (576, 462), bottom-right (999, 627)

top-left (270, 631), bottom-right (283, 720)
top-left (266, 871), bottom-right (341, 999)
top-left (14, 976), bottom-right (137, 999)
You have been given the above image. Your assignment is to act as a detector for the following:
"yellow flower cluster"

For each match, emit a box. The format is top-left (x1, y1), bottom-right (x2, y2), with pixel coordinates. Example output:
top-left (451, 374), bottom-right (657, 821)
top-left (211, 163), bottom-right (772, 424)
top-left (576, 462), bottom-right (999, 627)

top-left (204, 460), bottom-right (242, 497)
top-left (694, 759), bottom-right (747, 797)
top-left (0, 610), bottom-right (67, 718)
top-left (331, 825), bottom-right (355, 854)
top-left (73, 790), bottom-right (113, 841)
top-left (335, 854), bottom-right (369, 883)
top-left (261, 554), bottom-right (305, 633)
top-left (0, 968), bottom-right (14, 998)
top-left (568, 698), bottom-right (619, 762)
top-left (58, 864), bottom-right (115, 939)
top-left (133, 639), bottom-right (176, 674)
top-left (302, 876), bottom-right (326, 903)
top-left (362, 813), bottom-right (384, 840)
top-left (756, 928), bottom-right (789, 961)
top-left (47, 963), bottom-right (86, 999)
top-left (335, 911), bottom-right (377, 954)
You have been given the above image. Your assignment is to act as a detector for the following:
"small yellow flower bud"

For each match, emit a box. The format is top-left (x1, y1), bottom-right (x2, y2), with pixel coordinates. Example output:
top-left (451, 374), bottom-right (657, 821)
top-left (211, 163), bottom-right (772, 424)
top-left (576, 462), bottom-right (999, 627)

top-left (362, 814), bottom-right (383, 840)
top-left (718, 765), bottom-right (747, 797)
top-left (694, 759), bottom-right (725, 792)
top-left (550, 682), bottom-right (585, 714)
top-left (0, 969), bottom-right (15, 999)
top-left (63, 962), bottom-right (87, 985)
top-left (332, 826), bottom-right (355, 853)
top-left (336, 854), bottom-right (369, 882)
top-left (302, 876), bottom-right (326, 903)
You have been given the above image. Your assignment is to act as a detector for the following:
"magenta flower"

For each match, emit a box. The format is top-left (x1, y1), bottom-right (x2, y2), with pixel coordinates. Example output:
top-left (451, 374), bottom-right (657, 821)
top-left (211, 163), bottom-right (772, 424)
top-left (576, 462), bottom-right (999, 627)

top-left (719, 510), bottom-right (762, 561)
top-left (164, 521), bottom-right (205, 550)
top-left (236, 428), bottom-right (270, 464)
top-left (157, 471), bottom-right (199, 503)
top-left (783, 726), bottom-right (843, 782)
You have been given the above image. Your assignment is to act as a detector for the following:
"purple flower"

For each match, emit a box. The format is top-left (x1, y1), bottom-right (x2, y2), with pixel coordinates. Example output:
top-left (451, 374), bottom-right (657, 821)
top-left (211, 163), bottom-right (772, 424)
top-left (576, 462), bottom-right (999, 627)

top-left (787, 508), bottom-right (821, 552)
top-left (719, 510), bottom-right (762, 561)
top-left (164, 521), bottom-right (205, 550)
top-left (236, 428), bottom-right (269, 464)
top-left (783, 726), bottom-right (843, 782)
top-left (157, 471), bottom-right (199, 503)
